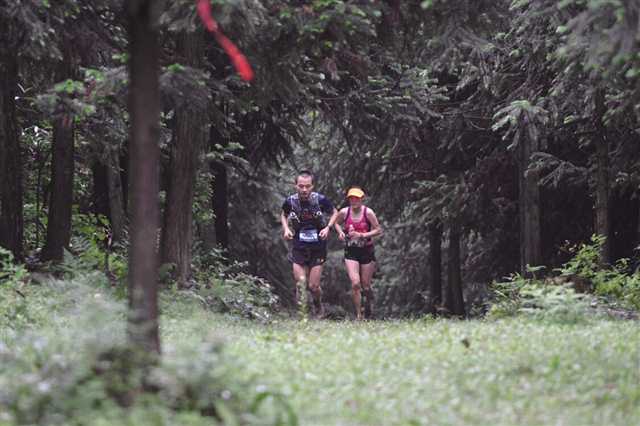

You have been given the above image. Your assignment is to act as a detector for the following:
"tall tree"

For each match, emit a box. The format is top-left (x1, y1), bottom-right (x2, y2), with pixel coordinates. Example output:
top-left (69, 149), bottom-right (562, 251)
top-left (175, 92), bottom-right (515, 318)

top-left (494, 101), bottom-right (547, 272)
top-left (593, 87), bottom-right (611, 265)
top-left (41, 42), bottom-right (78, 261)
top-left (160, 30), bottom-right (207, 286)
top-left (210, 127), bottom-right (229, 250)
top-left (126, 0), bottom-right (161, 356)
top-left (519, 124), bottom-right (542, 273)
top-left (0, 15), bottom-right (23, 259)
top-left (427, 222), bottom-right (442, 313)
top-left (106, 146), bottom-right (126, 243)
top-left (445, 218), bottom-right (465, 317)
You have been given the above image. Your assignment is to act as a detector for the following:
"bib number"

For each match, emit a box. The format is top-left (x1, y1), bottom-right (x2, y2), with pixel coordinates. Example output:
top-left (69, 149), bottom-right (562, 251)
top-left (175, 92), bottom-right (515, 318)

top-left (299, 229), bottom-right (319, 243)
top-left (347, 237), bottom-right (366, 248)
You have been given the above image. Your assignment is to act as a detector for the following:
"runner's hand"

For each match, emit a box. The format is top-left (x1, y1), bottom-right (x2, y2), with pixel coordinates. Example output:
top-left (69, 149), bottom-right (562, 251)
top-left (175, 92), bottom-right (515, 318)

top-left (348, 229), bottom-right (361, 240)
top-left (283, 228), bottom-right (294, 240)
top-left (319, 226), bottom-right (330, 240)
top-left (337, 231), bottom-right (346, 241)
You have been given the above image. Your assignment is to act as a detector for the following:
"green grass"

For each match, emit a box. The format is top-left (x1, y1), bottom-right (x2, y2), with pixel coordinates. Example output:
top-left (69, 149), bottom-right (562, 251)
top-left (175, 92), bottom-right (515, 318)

top-left (2, 279), bottom-right (639, 426)
top-left (163, 314), bottom-right (640, 426)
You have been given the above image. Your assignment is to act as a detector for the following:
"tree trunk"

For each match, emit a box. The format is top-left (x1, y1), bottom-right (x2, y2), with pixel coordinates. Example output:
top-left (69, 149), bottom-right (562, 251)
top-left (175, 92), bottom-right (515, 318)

top-left (445, 219), bottom-right (465, 317)
top-left (210, 128), bottom-right (229, 250)
top-left (637, 198), bottom-right (640, 254)
top-left (107, 146), bottom-right (126, 244)
top-left (160, 30), bottom-right (206, 286)
top-left (380, 0), bottom-right (401, 46)
top-left (41, 116), bottom-right (75, 261)
top-left (594, 88), bottom-right (610, 265)
top-left (92, 161), bottom-right (111, 218)
top-left (0, 27), bottom-right (23, 260)
top-left (126, 0), bottom-right (161, 356)
top-left (519, 128), bottom-right (542, 274)
top-left (427, 221), bottom-right (442, 314)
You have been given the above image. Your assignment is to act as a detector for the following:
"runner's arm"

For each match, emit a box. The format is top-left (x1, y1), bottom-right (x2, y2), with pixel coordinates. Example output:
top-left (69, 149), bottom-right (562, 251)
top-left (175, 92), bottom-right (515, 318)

top-left (361, 208), bottom-right (382, 239)
top-left (333, 209), bottom-right (346, 240)
top-left (280, 211), bottom-right (294, 240)
top-left (319, 207), bottom-right (339, 240)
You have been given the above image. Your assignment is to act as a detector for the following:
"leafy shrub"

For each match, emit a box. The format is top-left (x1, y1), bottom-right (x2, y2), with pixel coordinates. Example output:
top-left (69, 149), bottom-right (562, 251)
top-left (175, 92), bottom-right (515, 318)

top-left (0, 249), bottom-right (33, 330)
top-left (191, 248), bottom-right (280, 321)
top-left (489, 236), bottom-right (640, 320)
top-left (51, 214), bottom-right (127, 284)
top-left (559, 235), bottom-right (640, 310)
top-left (488, 270), bottom-right (594, 323)
top-left (0, 247), bottom-right (28, 287)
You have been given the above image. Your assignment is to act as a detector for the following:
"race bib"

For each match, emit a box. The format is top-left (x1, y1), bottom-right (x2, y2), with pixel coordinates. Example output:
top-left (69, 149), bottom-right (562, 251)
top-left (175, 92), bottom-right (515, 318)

top-left (347, 237), bottom-right (366, 248)
top-left (299, 229), bottom-right (319, 243)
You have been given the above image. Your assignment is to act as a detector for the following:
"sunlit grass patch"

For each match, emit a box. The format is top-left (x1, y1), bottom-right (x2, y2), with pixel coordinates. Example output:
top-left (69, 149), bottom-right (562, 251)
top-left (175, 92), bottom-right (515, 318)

top-left (211, 318), bottom-right (640, 426)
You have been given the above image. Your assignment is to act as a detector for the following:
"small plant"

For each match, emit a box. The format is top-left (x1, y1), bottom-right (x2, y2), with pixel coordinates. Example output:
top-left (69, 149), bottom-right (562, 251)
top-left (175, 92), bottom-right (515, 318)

top-left (0, 248), bottom-right (28, 287)
top-left (51, 213), bottom-right (127, 286)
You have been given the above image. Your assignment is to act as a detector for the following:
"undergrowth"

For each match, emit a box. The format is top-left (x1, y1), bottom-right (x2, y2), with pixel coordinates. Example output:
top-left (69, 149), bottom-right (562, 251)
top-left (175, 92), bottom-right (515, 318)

top-left (0, 276), bottom-right (295, 426)
top-left (488, 235), bottom-right (640, 321)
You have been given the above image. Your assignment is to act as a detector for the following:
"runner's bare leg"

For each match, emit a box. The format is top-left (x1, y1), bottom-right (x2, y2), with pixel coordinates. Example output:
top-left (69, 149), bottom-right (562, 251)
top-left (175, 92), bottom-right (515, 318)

top-left (345, 259), bottom-right (363, 319)
top-left (308, 264), bottom-right (324, 317)
top-left (360, 261), bottom-right (376, 318)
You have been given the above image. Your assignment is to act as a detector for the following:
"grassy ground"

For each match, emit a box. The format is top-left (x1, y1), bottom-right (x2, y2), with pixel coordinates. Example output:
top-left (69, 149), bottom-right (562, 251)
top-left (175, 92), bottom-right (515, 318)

top-left (164, 312), bottom-right (640, 426)
top-left (2, 279), bottom-right (639, 426)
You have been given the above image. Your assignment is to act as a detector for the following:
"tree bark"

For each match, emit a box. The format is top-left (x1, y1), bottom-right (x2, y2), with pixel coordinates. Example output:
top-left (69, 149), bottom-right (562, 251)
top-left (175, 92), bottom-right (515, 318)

top-left (126, 0), bottom-right (161, 356)
top-left (637, 198), bottom-right (640, 254)
top-left (594, 87), bottom-right (610, 265)
top-left (519, 128), bottom-right (542, 273)
top-left (210, 128), bottom-right (229, 250)
top-left (160, 31), bottom-right (206, 286)
top-left (0, 24), bottom-right (23, 260)
top-left (41, 116), bottom-right (75, 261)
top-left (92, 161), bottom-right (110, 218)
top-left (42, 39), bottom-right (78, 262)
top-left (107, 146), bottom-right (126, 244)
top-left (427, 221), bottom-right (442, 314)
top-left (445, 219), bottom-right (465, 317)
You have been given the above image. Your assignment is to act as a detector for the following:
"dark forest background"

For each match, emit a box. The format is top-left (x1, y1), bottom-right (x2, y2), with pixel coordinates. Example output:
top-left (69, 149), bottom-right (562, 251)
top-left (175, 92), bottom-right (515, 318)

top-left (2, 0), bottom-right (640, 319)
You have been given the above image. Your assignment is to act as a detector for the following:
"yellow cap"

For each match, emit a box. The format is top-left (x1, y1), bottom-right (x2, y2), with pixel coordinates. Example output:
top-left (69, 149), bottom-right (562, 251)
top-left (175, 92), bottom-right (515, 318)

top-left (346, 187), bottom-right (365, 198)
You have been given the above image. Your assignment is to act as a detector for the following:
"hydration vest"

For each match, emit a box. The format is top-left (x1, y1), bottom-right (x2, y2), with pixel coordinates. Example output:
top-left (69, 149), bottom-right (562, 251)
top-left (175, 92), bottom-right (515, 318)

top-left (287, 192), bottom-right (326, 232)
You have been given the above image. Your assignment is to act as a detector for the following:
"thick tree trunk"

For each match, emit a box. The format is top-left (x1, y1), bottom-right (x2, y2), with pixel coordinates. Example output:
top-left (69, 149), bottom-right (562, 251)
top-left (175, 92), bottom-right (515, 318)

top-left (126, 0), bottom-right (161, 356)
top-left (41, 116), bottom-right (75, 261)
top-left (92, 161), bottom-right (111, 218)
top-left (427, 221), bottom-right (442, 314)
top-left (0, 31), bottom-right (23, 260)
top-left (637, 199), bottom-right (640, 253)
top-left (212, 163), bottom-right (229, 250)
top-left (107, 146), bottom-right (126, 244)
top-left (42, 41), bottom-right (78, 262)
top-left (519, 129), bottom-right (542, 273)
top-left (445, 219), bottom-right (465, 317)
top-left (210, 128), bottom-right (229, 250)
top-left (160, 31), bottom-right (205, 286)
top-left (594, 88), bottom-right (610, 265)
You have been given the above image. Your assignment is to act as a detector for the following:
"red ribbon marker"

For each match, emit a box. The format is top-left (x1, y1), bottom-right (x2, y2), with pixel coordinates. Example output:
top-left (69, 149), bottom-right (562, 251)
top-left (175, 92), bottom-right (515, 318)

top-left (196, 0), bottom-right (254, 82)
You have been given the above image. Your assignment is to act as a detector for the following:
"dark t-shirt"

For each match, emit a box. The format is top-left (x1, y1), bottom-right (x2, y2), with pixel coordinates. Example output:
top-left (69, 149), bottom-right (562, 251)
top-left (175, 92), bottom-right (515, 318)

top-left (282, 193), bottom-right (334, 249)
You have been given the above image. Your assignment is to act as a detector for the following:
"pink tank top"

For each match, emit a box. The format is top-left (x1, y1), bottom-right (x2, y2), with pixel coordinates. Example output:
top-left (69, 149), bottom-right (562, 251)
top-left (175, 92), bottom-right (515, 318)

top-left (345, 207), bottom-right (373, 247)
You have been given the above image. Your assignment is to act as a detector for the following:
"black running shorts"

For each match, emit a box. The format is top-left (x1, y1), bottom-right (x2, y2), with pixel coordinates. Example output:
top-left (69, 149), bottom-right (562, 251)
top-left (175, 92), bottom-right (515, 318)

top-left (288, 245), bottom-right (327, 267)
top-left (344, 245), bottom-right (376, 264)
